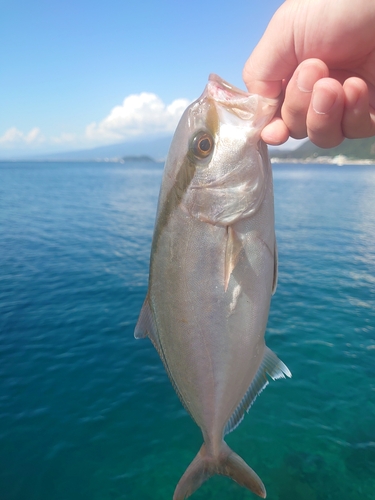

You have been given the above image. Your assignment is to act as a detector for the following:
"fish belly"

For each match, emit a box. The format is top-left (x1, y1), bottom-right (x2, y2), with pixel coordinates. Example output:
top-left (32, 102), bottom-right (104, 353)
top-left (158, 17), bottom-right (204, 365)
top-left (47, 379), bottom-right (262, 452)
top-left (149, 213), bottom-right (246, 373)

top-left (149, 203), bottom-right (274, 442)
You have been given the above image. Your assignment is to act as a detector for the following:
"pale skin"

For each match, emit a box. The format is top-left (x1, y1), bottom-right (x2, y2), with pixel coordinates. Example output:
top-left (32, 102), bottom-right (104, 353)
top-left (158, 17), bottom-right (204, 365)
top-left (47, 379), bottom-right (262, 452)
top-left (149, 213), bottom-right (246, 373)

top-left (243, 0), bottom-right (375, 148)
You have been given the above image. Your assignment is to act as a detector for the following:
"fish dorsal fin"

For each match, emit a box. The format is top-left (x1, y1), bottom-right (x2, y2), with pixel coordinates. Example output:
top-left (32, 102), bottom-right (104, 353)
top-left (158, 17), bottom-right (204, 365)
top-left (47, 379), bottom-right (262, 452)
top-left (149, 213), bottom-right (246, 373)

top-left (224, 347), bottom-right (291, 436)
top-left (134, 295), bottom-right (155, 339)
top-left (224, 226), bottom-right (243, 291)
top-left (134, 295), bottom-right (196, 423)
top-left (134, 295), bottom-right (167, 360)
top-left (272, 240), bottom-right (278, 295)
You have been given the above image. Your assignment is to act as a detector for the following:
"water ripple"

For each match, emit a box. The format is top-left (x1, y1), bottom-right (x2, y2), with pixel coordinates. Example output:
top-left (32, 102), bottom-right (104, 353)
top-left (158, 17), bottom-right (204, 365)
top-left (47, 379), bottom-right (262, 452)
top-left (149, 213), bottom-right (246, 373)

top-left (0, 162), bottom-right (374, 500)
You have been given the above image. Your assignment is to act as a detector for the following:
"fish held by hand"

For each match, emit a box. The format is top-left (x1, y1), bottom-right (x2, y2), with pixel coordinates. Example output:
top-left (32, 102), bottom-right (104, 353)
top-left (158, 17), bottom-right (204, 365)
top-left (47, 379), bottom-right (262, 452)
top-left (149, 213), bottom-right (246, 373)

top-left (135, 74), bottom-right (291, 499)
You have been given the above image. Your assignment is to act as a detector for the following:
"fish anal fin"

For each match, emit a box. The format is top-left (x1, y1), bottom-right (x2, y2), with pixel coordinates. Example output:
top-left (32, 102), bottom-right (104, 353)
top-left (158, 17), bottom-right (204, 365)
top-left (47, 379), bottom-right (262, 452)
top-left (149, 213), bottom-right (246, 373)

top-left (224, 226), bottom-right (243, 291)
top-left (224, 346), bottom-right (291, 435)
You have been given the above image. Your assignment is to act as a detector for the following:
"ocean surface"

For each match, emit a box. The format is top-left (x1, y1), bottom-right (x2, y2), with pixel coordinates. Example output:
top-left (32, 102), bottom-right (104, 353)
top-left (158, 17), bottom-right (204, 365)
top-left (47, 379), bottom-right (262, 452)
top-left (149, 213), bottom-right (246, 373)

top-left (1, 160), bottom-right (375, 500)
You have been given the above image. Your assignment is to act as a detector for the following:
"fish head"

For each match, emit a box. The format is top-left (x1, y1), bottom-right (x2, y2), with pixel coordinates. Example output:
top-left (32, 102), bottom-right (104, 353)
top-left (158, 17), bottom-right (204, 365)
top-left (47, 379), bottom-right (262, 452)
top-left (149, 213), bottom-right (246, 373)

top-left (162, 74), bottom-right (278, 226)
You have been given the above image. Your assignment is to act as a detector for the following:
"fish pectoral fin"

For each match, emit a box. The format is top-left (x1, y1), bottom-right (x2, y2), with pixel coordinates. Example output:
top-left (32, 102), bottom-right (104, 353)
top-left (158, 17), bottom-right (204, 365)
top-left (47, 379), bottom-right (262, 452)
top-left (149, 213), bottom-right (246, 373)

top-left (224, 347), bottom-right (291, 436)
top-left (134, 295), bottom-right (155, 339)
top-left (224, 226), bottom-right (243, 291)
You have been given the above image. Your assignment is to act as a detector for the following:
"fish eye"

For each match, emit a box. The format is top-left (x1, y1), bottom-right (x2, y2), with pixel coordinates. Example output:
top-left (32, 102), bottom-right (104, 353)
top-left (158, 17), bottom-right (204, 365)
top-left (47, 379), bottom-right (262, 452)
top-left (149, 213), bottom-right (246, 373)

top-left (190, 132), bottom-right (214, 160)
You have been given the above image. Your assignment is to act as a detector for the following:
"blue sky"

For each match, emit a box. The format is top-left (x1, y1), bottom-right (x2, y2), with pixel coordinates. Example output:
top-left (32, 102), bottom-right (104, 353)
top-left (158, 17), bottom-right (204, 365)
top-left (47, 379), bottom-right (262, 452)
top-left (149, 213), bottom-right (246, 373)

top-left (0, 0), bottom-right (286, 157)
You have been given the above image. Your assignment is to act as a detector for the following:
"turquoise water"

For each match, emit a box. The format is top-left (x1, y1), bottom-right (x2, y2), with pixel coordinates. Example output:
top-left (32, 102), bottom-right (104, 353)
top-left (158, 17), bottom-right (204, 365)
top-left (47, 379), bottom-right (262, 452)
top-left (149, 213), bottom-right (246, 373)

top-left (1, 161), bottom-right (374, 500)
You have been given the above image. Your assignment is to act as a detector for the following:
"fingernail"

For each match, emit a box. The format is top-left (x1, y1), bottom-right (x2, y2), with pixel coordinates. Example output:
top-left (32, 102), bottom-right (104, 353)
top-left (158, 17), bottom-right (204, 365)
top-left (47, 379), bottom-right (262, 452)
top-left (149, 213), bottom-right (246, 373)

top-left (297, 66), bottom-right (316, 92)
top-left (312, 88), bottom-right (337, 114)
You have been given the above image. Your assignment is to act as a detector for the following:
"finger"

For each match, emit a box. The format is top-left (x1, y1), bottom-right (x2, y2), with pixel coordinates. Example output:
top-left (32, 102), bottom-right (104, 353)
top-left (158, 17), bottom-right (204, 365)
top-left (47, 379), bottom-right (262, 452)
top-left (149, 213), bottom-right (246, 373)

top-left (307, 78), bottom-right (345, 148)
top-left (342, 77), bottom-right (375, 138)
top-left (243, 4), bottom-right (297, 98)
top-left (260, 117), bottom-right (290, 146)
top-left (281, 59), bottom-right (329, 139)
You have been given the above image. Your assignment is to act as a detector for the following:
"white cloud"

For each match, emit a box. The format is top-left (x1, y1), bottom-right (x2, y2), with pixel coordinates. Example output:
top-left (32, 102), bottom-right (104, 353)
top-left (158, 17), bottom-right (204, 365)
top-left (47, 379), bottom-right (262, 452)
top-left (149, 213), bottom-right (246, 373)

top-left (0, 92), bottom-right (190, 155)
top-left (85, 92), bottom-right (190, 143)
top-left (0, 127), bottom-right (45, 146)
top-left (50, 132), bottom-right (77, 144)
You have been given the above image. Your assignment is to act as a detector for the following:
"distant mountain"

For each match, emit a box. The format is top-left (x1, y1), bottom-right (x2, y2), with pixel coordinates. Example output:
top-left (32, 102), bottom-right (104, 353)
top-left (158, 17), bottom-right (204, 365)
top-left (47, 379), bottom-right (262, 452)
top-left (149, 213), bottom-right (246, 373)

top-left (272, 136), bottom-right (375, 161)
top-left (5, 133), bottom-right (374, 164)
top-left (28, 136), bottom-right (173, 162)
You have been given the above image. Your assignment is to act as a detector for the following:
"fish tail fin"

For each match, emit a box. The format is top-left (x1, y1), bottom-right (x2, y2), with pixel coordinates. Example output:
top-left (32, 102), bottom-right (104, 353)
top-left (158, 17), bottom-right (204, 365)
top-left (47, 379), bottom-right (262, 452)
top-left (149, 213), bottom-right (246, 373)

top-left (173, 441), bottom-right (266, 500)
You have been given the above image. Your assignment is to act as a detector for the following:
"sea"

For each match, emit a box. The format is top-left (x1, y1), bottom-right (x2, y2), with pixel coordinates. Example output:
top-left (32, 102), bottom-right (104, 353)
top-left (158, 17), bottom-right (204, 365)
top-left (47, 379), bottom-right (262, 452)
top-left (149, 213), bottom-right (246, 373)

top-left (1, 160), bottom-right (375, 500)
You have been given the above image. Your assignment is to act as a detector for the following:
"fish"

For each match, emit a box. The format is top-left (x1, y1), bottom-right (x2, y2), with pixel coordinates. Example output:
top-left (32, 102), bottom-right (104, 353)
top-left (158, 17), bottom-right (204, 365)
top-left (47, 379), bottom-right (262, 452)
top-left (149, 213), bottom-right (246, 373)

top-left (134, 74), bottom-right (291, 499)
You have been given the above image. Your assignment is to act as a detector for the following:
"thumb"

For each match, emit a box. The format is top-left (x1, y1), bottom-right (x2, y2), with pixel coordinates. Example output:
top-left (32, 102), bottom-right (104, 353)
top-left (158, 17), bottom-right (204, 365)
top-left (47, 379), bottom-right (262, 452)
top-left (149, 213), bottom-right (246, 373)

top-left (243, 4), bottom-right (298, 98)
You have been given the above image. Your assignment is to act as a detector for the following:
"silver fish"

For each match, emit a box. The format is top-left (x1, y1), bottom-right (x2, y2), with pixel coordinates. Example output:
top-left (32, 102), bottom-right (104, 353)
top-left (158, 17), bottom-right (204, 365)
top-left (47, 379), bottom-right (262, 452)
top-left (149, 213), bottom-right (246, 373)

top-left (134, 74), bottom-right (291, 499)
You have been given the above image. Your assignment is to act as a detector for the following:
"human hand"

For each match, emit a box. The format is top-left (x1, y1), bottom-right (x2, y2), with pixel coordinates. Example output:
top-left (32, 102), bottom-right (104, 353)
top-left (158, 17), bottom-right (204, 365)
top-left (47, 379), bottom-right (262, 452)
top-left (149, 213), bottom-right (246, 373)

top-left (243, 0), bottom-right (375, 148)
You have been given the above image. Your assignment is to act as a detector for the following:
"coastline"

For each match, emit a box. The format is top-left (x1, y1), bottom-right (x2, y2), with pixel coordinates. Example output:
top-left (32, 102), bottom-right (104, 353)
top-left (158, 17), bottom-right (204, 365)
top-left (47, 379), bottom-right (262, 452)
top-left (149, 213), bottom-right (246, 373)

top-left (271, 154), bottom-right (375, 166)
top-left (1, 155), bottom-right (374, 166)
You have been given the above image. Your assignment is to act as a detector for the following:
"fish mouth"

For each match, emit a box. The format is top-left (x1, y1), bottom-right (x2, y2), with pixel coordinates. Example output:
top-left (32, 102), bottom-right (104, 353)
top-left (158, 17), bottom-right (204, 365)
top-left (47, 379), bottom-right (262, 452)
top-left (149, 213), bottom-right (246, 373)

top-left (208, 74), bottom-right (250, 99)
top-left (205, 74), bottom-right (278, 127)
